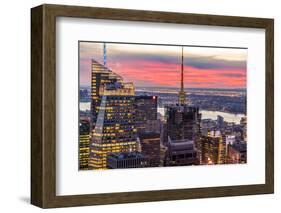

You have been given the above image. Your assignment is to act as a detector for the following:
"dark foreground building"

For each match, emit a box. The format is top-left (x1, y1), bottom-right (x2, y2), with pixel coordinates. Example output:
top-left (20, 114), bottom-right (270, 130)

top-left (107, 152), bottom-right (149, 169)
top-left (165, 138), bottom-right (197, 166)
top-left (135, 95), bottom-right (159, 133)
top-left (138, 132), bottom-right (161, 167)
top-left (165, 105), bottom-right (201, 141)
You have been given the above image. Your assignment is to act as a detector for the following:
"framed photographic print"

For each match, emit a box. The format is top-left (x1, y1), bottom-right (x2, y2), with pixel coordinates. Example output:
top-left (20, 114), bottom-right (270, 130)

top-left (31, 4), bottom-right (274, 208)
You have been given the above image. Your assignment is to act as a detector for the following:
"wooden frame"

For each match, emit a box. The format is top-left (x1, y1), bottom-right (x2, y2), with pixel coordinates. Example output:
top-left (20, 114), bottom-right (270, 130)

top-left (31, 4), bottom-right (274, 208)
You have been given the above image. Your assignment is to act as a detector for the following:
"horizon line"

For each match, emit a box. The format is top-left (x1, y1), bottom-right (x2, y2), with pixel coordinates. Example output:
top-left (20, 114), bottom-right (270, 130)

top-left (80, 84), bottom-right (246, 90)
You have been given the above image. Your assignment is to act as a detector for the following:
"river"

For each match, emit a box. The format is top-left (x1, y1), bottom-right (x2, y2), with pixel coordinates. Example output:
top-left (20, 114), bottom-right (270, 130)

top-left (80, 102), bottom-right (244, 124)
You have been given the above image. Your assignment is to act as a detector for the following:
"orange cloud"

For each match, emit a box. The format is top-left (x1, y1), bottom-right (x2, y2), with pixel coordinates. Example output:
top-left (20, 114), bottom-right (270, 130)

top-left (103, 59), bottom-right (246, 89)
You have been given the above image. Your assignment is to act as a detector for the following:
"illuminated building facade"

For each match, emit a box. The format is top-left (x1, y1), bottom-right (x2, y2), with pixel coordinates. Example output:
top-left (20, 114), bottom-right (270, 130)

top-left (90, 59), bottom-right (123, 131)
top-left (89, 60), bottom-right (137, 169)
top-left (80, 44), bottom-right (247, 170)
top-left (79, 119), bottom-right (90, 170)
top-left (201, 130), bottom-right (226, 165)
top-left (107, 152), bottom-right (149, 169)
top-left (227, 142), bottom-right (247, 164)
top-left (139, 132), bottom-right (161, 167)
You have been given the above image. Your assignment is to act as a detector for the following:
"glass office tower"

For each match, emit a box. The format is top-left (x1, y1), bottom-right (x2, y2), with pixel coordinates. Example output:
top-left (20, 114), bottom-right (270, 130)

top-left (89, 60), bottom-right (137, 169)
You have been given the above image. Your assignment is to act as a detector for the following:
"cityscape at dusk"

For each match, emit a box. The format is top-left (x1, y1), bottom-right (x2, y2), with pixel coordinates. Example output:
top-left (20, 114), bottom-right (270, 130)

top-left (79, 41), bottom-right (247, 170)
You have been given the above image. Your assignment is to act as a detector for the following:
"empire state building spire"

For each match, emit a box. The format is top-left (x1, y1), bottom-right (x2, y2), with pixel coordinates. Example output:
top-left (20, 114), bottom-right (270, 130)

top-left (178, 46), bottom-right (186, 105)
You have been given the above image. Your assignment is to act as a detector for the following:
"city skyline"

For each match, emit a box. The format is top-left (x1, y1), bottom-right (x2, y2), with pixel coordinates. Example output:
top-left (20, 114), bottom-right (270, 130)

top-left (80, 42), bottom-right (247, 89)
top-left (79, 41), bottom-right (247, 170)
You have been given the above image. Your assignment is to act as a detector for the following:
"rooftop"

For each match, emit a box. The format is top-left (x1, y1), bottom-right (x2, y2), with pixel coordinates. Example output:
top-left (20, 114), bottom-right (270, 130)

top-left (108, 152), bottom-right (146, 160)
top-left (135, 95), bottom-right (157, 100)
top-left (139, 132), bottom-right (160, 140)
top-left (230, 142), bottom-right (247, 152)
top-left (168, 138), bottom-right (195, 151)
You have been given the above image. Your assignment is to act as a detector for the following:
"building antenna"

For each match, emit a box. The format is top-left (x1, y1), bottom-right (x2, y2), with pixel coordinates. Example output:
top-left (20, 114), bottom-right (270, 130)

top-left (103, 43), bottom-right (107, 66)
top-left (181, 46), bottom-right (184, 92)
top-left (178, 46), bottom-right (186, 105)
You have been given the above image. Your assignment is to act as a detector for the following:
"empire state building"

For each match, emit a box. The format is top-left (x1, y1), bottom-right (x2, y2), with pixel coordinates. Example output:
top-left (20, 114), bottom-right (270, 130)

top-left (164, 46), bottom-right (201, 143)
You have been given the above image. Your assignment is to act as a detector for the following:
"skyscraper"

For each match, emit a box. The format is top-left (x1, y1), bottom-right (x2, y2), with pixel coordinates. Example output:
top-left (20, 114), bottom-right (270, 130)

top-left (201, 130), bottom-right (226, 165)
top-left (135, 95), bottom-right (159, 133)
top-left (79, 119), bottom-right (90, 170)
top-left (164, 47), bottom-right (202, 165)
top-left (90, 59), bottom-right (123, 131)
top-left (89, 59), bottom-right (137, 169)
top-left (165, 47), bottom-right (201, 142)
top-left (165, 106), bottom-right (201, 141)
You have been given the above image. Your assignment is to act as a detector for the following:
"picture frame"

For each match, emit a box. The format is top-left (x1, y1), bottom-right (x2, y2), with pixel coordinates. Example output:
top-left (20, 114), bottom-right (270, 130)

top-left (31, 4), bottom-right (274, 208)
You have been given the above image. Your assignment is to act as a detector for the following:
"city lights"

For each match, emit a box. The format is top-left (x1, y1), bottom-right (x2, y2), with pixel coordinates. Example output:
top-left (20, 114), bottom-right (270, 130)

top-left (79, 42), bottom-right (247, 170)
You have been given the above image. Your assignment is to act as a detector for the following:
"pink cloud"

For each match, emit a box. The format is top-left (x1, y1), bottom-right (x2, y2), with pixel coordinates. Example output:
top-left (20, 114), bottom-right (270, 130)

top-left (80, 58), bottom-right (246, 89)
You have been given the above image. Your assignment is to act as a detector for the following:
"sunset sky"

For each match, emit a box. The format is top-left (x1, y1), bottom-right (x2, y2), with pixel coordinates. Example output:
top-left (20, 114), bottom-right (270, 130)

top-left (79, 42), bottom-right (247, 89)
